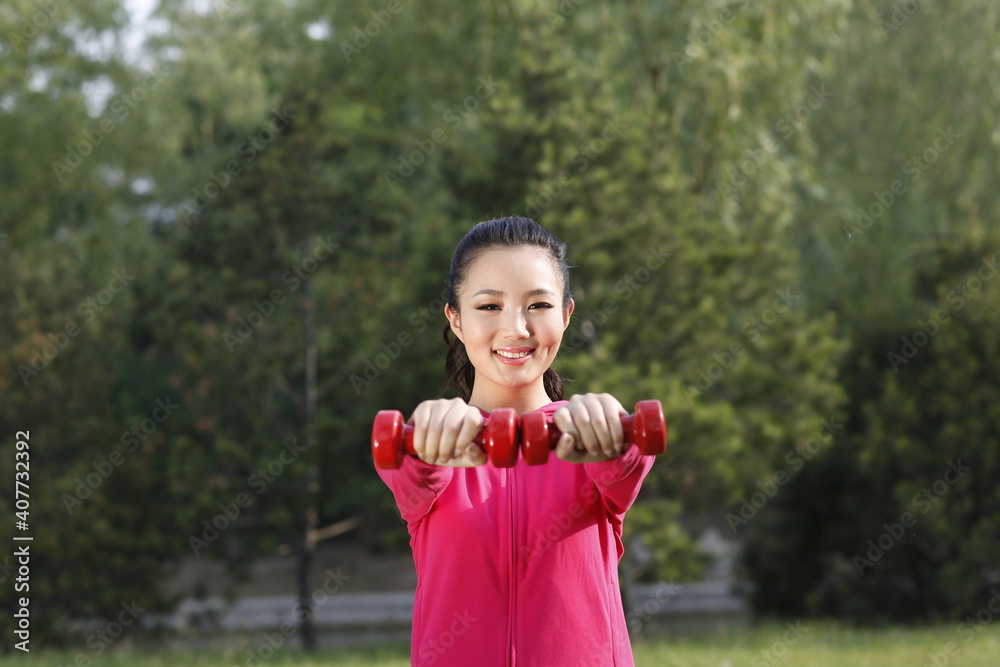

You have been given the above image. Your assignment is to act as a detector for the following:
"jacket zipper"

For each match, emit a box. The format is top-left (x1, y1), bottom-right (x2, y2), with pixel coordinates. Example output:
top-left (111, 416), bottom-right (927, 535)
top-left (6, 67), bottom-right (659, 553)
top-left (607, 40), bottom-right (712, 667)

top-left (507, 465), bottom-right (516, 666)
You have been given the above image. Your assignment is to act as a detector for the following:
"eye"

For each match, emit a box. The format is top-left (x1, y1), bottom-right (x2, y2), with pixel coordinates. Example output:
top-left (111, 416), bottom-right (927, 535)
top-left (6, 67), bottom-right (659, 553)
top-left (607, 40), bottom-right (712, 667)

top-left (529, 302), bottom-right (554, 310)
top-left (475, 304), bottom-right (500, 311)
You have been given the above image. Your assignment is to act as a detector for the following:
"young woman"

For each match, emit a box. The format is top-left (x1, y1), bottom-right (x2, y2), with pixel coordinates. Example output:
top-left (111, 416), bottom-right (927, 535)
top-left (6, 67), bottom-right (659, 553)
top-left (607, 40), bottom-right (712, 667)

top-left (376, 216), bottom-right (655, 666)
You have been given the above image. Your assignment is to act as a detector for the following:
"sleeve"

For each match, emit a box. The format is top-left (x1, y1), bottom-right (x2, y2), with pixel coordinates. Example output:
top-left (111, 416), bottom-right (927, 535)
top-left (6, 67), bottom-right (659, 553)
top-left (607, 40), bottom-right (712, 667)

top-left (582, 446), bottom-right (655, 516)
top-left (375, 456), bottom-right (453, 526)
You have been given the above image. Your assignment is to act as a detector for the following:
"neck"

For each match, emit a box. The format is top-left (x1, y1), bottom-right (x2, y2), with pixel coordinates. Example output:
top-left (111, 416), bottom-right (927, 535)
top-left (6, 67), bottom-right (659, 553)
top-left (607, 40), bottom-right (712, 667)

top-left (468, 376), bottom-right (554, 414)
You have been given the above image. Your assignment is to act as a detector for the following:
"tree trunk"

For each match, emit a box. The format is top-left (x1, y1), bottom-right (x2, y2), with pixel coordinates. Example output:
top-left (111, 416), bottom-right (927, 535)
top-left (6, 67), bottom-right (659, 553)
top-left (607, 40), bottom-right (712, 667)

top-left (298, 266), bottom-right (320, 650)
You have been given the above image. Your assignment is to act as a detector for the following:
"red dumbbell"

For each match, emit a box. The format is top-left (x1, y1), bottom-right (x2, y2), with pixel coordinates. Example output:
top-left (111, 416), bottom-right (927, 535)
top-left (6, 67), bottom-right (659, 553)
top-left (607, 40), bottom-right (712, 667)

top-left (371, 408), bottom-right (519, 470)
top-left (520, 399), bottom-right (667, 465)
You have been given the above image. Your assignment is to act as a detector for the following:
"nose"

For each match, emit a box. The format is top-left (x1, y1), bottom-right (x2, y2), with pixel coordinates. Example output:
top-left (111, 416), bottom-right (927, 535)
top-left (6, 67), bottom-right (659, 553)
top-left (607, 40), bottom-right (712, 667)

top-left (500, 307), bottom-right (530, 339)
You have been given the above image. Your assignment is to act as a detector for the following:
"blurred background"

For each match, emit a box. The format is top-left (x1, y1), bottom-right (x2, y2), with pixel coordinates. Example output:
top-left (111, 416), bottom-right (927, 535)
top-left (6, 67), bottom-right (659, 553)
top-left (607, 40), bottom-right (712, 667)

top-left (1, 0), bottom-right (999, 658)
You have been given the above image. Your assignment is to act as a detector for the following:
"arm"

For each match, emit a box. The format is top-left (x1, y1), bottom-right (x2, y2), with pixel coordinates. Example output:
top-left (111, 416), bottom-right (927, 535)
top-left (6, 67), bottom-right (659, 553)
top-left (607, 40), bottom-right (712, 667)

top-left (583, 446), bottom-right (655, 516)
top-left (373, 397), bottom-right (485, 525)
top-left (376, 456), bottom-right (453, 525)
top-left (552, 393), bottom-right (656, 515)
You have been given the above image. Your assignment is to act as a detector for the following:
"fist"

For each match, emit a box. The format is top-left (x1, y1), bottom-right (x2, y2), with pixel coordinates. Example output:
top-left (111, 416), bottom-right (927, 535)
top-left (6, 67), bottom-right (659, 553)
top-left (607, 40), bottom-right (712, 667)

top-left (409, 398), bottom-right (488, 467)
top-left (552, 393), bottom-right (627, 463)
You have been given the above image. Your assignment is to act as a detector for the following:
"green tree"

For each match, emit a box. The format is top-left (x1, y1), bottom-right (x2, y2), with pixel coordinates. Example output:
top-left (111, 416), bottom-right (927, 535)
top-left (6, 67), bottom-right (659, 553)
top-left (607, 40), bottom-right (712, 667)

top-left (0, 0), bottom-right (183, 648)
top-left (741, 0), bottom-right (1000, 622)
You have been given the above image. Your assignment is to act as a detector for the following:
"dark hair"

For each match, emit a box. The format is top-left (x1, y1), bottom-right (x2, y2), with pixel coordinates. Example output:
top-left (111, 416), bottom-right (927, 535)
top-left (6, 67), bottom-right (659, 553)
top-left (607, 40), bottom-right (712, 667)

top-left (442, 216), bottom-right (573, 402)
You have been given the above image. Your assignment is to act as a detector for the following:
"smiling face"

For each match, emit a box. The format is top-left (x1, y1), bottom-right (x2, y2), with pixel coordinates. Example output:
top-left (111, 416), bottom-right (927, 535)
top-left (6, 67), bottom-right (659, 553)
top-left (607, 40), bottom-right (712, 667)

top-left (445, 246), bottom-right (574, 412)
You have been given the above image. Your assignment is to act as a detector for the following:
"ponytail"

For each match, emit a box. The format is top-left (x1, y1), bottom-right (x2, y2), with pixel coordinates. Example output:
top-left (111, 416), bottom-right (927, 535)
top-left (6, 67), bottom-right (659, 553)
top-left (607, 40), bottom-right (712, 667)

top-left (442, 322), bottom-right (475, 401)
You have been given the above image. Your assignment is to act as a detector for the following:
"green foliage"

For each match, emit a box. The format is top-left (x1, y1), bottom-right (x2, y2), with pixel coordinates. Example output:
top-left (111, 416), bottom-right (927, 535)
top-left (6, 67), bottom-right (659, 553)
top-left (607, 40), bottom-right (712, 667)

top-left (624, 499), bottom-right (708, 583)
top-left (743, 230), bottom-right (1000, 622)
top-left (737, 0), bottom-right (1000, 623)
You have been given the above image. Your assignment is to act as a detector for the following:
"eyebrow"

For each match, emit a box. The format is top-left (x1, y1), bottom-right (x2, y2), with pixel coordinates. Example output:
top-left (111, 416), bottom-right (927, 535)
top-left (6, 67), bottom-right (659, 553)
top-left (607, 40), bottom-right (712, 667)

top-left (471, 288), bottom-right (557, 298)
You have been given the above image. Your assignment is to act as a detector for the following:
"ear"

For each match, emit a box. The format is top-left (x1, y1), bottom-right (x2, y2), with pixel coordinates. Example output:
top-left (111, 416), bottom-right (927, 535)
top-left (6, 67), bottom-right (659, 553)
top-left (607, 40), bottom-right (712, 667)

top-left (562, 298), bottom-right (575, 329)
top-left (445, 303), bottom-right (464, 343)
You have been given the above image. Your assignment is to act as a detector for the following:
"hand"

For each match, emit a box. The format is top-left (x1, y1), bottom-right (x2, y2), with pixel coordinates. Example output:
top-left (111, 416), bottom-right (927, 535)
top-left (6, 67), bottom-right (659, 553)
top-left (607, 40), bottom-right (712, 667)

top-left (552, 393), bottom-right (627, 463)
top-left (409, 398), bottom-right (488, 467)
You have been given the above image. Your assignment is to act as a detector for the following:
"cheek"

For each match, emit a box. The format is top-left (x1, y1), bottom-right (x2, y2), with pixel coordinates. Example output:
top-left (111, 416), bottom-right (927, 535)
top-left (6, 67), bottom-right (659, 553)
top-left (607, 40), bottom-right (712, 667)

top-left (464, 320), bottom-right (494, 347)
top-left (538, 316), bottom-right (567, 343)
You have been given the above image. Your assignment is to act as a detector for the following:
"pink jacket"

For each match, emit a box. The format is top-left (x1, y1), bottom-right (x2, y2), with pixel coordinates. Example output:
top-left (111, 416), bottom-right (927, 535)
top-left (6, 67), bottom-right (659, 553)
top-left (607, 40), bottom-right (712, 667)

top-left (376, 400), bottom-right (655, 666)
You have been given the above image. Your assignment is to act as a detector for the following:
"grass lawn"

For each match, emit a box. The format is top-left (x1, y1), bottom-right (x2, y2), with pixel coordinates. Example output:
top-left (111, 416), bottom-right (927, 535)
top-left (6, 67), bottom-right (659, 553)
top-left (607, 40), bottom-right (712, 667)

top-left (9, 622), bottom-right (999, 666)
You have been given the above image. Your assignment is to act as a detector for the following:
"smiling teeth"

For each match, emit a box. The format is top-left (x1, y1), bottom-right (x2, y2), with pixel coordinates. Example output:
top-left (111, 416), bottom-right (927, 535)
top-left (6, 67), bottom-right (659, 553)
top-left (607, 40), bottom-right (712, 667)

top-left (496, 350), bottom-right (531, 359)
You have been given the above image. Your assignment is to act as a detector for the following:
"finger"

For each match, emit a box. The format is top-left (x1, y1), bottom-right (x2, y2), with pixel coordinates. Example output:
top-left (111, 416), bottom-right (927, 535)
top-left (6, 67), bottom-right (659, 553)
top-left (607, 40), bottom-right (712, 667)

top-left (554, 406), bottom-right (586, 452)
top-left (553, 406), bottom-right (575, 438)
top-left (427, 401), bottom-right (457, 464)
top-left (409, 405), bottom-right (430, 463)
top-left (554, 433), bottom-right (614, 464)
top-left (554, 432), bottom-right (586, 463)
top-left (422, 413), bottom-right (442, 464)
top-left (454, 408), bottom-right (484, 458)
top-left (568, 395), bottom-right (603, 457)
top-left (462, 442), bottom-right (488, 467)
top-left (435, 404), bottom-right (468, 464)
top-left (597, 394), bottom-right (626, 455)
top-left (581, 394), bottom-right (617, 459)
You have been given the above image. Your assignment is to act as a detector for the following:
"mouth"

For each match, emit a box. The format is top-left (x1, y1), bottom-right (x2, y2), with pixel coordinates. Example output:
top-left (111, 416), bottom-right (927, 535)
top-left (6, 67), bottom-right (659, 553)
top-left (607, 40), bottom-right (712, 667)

top-left (494, 347), bottom-right (535, 365)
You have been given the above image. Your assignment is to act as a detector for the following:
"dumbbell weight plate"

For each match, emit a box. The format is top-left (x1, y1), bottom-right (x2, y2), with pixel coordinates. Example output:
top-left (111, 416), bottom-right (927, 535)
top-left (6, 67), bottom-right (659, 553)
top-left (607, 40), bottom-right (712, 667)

top-left (372, 410), bottom-right (406, 470)
top-left (521, 411), bottom-right (552, 465)
top-left (484, 407), bottom-right (519, 467)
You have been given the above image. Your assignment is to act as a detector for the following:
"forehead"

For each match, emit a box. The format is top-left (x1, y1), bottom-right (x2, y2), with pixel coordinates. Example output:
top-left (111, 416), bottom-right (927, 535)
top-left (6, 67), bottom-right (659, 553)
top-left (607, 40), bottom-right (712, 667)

top-left (461, 246), bottom-right (562, 293)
